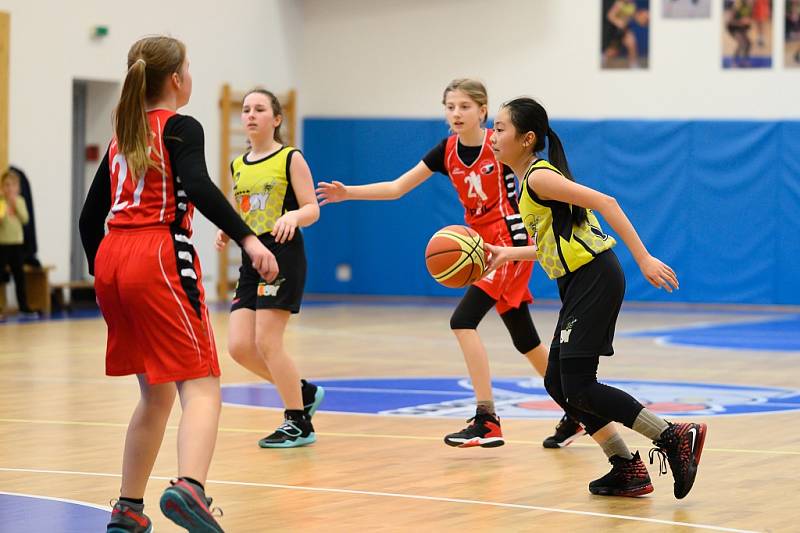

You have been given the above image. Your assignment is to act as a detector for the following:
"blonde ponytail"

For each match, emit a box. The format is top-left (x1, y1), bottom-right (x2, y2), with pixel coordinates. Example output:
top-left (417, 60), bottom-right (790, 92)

top-left (113, 37), bottom-right (187, 183)
top-left (114, 59), bottom-right (152, 181)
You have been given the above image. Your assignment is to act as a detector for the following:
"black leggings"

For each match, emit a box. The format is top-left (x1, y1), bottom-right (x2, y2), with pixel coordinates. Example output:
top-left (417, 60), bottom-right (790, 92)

top-left (543, 347), bottom-right (646, 435)
top-left (449, 285), bottom-right (541, 354)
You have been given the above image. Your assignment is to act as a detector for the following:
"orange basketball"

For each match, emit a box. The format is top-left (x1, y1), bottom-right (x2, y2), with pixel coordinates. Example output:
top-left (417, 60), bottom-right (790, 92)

top-left (425, 225), bottom-right (487, 288)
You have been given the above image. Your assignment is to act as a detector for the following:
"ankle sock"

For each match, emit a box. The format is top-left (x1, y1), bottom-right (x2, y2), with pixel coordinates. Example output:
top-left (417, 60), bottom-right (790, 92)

top-left (600, 433), bottom-right (633, 460)
top-left (476, 401), bottom-right (495, 416)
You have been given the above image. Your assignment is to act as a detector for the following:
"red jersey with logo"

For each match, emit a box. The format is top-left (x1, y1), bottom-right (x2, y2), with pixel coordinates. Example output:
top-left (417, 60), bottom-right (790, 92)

top-left (443, 130), bottom-right (518, 228)
top-left (107, 109), bottom-right (193, 234)
top-left (424, 130), bottom-right (533, 313)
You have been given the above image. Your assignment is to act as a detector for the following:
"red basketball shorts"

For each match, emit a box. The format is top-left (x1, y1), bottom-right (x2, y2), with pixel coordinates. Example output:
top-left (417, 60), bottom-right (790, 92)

top-left (472, 219), bottom-right (534, 314)
top-left (93, 228), bottom-right (220, 384)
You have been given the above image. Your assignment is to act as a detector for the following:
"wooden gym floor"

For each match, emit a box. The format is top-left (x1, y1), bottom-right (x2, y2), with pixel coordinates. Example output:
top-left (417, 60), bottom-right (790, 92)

top-left (1, 299), bottom-right (798, 532)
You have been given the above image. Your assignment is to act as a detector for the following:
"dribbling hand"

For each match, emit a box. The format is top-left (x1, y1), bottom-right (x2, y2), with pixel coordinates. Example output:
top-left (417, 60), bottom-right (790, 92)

top-left (484, 243), bottom-right (511, 276)
top-left (242, 235), bottom-right (279, 283)
top-left (639, 255), bottom-right (679, 293)
top-left (315, 180), bottom-right (347, 206)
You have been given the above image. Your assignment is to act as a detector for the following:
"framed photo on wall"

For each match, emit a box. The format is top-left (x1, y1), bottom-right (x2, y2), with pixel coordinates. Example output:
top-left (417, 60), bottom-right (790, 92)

top-left (722, 0), bottom-right (773, 68)
top-left (663, 0), bottom-right (712, 18)
top-left (602, 0), bottom-right (651, 69)
top-left (786, 0), bottom-right (800, 66)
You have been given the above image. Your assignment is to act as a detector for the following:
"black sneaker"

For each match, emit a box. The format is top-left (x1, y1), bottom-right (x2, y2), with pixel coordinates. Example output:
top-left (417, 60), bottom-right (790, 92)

top-left (649, 422), bottom-right (708, 499)
top-left (589, 451), bottom-right (654, 497)
top-left (160, 478), bottom-right (224, 532)
top-left (542, 414), bottom-right (586, 448)
top-left (258, 414), bottom-right (316, 448)
top-left (107, 499), bottom-right (152, 532)
top-left (444, 412), bottom-right (504, 448)
top-left (301, 379), bottom-right (325, 419)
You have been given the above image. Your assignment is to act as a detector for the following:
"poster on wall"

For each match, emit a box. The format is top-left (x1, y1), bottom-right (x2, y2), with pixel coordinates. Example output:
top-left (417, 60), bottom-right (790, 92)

top-left (663, 0), bottom-right (712, 18)
top-left (602, 0), bottom-right (651, 69)
top-left (787, 0), bottom-right (800, 66)
top-left (722, 0), bottom-right (773, 68)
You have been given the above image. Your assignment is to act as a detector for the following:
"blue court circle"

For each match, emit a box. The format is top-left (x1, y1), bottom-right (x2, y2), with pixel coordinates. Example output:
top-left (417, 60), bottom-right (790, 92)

top-left (625, 315), bottom-right (800, 352)
top-left (222, 377), bottom-right (800, 418)
top-left (0, 492), bottom-right (109, 533)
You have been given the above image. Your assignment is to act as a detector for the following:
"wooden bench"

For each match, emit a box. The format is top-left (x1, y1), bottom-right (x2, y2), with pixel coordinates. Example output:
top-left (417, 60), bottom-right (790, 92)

top-left (50, 279), bottom-right (95, 312)
top-left (0, 264), bottom-right (54, 314)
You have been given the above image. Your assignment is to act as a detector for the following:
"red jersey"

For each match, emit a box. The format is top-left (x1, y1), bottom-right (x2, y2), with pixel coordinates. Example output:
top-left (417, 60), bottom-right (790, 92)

top-left (107, 109), bottom-right (193, 235)
top-left (443, 130), bottom-right (519, 228)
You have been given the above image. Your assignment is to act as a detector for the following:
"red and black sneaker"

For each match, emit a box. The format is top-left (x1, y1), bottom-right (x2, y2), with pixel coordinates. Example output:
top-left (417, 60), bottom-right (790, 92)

top-left (107, 500), bottom-right (152, 532)
top-left (650, 422), bottom-right (708, 499)
top-left (589, 451), bottom-right (654, 497)
top-left (160, 478), bottom-right (224, 532)
top-left (444, 412), bottom-right (504, 448)
top-left (542, 414), bottom-right (586, 449)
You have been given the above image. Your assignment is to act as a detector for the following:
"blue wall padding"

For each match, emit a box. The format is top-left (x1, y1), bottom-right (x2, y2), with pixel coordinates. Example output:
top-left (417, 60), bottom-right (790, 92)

top-left (301, 118), bottom-right (800, 305)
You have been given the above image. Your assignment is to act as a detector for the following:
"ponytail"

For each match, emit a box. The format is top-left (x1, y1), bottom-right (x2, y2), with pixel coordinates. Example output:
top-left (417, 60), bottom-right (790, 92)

top-left (502, 97), bottom-right (588, 227)
top-left (546, 127), bottom-right (587, 225)
top-left (114, 59), bottom-right (153, 182)
top-left (113, 36), bottom-right (187, 183)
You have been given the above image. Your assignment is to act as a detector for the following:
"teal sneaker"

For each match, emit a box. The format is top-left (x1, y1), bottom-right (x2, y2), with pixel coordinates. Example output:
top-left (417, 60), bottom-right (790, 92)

top-left (301, 379), bottom-right (325, 419)
top-left (258, 414), bottom-right (316, 448)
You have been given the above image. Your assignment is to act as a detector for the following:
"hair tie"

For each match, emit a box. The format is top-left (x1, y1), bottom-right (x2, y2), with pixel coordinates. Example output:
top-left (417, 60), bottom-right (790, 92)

top-left (135, 58), bottom-right (146, 67)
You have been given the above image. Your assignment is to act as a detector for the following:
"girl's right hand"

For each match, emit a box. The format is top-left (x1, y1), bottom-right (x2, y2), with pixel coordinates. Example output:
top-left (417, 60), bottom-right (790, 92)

top-left (241, 235), bottom-right (279, 282)
top-left (484, 243), bottom-right (512, 275)
top-left (315, 180), bottom-right (348, 206)
top-left (215, 230), bottom-right (230, 251)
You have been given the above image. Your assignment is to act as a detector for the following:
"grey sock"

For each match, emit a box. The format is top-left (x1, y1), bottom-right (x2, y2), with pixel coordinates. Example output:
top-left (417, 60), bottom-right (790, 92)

top-left (476, 401), bottom-right (495, 415)
top-left (600, 433), bottom-right (633, 460)
top-left (632, 408), bottom-right (669, 441)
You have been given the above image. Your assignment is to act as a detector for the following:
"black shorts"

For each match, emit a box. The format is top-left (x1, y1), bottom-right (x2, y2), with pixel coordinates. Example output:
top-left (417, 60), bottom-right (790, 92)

top-left (551, 249), bottom-right (625, 359)
top-left (231, 231), bottom-right (306, 314)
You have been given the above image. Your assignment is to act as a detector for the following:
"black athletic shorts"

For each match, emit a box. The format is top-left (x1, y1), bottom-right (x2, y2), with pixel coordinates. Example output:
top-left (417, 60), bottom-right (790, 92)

top-left (551, 249), bottom-right (625, 359)
top-left (231, 231), bottom-right (306, 314)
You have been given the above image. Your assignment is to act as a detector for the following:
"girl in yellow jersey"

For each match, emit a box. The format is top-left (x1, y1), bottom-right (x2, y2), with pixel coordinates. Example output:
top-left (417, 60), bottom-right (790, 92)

top-left (486, 97), bottom-right (707, 500)
top-left (216, 89), bottom-right (324, 448)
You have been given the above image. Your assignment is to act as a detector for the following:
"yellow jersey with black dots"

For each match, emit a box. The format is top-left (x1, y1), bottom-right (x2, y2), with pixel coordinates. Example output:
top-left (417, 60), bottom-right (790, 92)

top-left (518, 159), bottom-right (616, 280)
top-left (231, 146), bottom-right (299, 235)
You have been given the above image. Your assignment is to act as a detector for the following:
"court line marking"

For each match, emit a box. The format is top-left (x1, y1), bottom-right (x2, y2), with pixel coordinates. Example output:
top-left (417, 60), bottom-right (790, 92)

top-left (0, 467), bottom-right (760, 533)
top-left (1, 417), bottom-right (799, 456)
top-left (0, 490), bottom-right (109, 512)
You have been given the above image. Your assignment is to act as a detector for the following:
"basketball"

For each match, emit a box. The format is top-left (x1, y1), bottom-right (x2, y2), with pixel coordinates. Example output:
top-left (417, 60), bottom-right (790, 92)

top-left (424, 225), bottom-right (487, 288)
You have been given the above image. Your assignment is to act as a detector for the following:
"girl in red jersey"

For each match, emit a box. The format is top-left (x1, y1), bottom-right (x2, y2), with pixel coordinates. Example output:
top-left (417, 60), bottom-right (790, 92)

top-left (79, 36), bottom-right (277, 533)
top-left (316, 79), bottom-right (583, 449)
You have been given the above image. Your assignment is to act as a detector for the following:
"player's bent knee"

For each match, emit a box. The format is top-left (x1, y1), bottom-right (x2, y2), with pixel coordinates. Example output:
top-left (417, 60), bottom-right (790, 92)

top-left (450, 312), bottom-right (480, 330)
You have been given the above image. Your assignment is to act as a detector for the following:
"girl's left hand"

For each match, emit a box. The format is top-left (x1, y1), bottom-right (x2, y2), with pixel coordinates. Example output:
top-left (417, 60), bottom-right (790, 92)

top-left (484, 243), bottom-right (512, 275)
top-left (639, 255), bottom-right (679, 292)
top-left (272, 212), bottom-right (300, 243)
